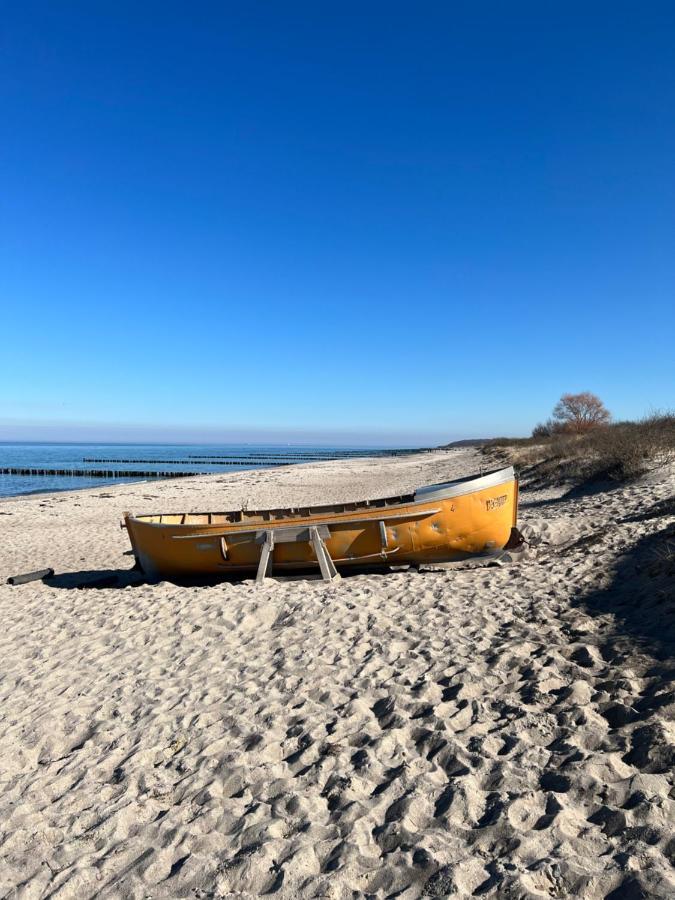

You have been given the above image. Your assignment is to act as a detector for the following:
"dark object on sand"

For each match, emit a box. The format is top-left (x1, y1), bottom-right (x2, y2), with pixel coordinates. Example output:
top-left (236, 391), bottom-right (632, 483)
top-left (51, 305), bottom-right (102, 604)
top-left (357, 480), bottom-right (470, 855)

top-left (7, 568), bottom-right (54, 585)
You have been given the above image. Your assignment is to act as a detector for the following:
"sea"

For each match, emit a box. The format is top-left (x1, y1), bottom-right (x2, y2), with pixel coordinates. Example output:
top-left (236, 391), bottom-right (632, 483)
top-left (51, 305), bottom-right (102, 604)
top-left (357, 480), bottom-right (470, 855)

top-left (0, 442), bottom-right (394, 499)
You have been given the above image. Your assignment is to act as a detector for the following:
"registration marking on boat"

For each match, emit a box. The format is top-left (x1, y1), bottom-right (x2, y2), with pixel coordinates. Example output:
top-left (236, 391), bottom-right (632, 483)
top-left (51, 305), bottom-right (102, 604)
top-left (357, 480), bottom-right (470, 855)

top-left (486, 494), bottom-right (508, 511)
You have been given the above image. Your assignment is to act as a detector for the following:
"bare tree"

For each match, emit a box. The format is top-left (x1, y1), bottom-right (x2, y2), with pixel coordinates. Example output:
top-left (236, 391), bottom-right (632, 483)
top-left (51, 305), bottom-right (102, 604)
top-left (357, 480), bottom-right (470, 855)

top-left (552, 392), bottom-right (611, 434)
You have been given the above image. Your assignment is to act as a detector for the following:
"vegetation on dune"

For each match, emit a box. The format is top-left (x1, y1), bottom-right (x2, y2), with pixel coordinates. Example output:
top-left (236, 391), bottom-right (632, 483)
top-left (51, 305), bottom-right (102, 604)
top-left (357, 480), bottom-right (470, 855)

top-left (485, 393), bottom-right (675, 484)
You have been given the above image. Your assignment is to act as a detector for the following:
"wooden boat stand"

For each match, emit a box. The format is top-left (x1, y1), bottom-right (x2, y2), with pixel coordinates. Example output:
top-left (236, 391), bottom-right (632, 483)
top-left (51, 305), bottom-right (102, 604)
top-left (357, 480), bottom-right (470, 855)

top-left (255, 524), bottom-right (339, 583)
top-left (250, 509), bottom-right (441, 583)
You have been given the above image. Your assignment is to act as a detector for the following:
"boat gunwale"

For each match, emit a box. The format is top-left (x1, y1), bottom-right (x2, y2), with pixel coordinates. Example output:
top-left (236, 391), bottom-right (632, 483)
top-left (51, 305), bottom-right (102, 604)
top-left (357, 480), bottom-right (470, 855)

top-left (414, 465), bottom-right (515, 502)
top-left (126, 466), bottom-right (516, 529)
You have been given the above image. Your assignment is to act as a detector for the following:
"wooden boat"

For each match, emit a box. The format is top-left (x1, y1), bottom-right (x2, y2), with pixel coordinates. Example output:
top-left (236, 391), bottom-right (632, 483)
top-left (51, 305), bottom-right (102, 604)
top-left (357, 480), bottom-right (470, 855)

top-left (123, 465), bottom-right (518, 582)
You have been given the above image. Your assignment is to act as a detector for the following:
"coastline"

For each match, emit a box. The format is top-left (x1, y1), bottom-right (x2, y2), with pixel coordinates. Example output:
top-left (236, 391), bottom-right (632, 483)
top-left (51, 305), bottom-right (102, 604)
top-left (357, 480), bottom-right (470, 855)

top-left (0, 442), bottom-right (428, 501)
top-left (1, 449), bottom-right (674, 897)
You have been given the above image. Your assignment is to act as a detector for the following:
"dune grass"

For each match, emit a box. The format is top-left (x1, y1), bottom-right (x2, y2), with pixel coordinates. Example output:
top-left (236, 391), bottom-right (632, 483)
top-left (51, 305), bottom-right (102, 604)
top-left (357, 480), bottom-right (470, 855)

top-left (484, 414), bottom-right (675, 484)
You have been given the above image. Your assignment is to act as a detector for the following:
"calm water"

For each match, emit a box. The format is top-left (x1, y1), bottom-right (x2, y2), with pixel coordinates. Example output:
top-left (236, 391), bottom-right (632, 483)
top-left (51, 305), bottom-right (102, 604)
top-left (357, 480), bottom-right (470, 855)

top-left (0, 442), bottom-right (385, 498)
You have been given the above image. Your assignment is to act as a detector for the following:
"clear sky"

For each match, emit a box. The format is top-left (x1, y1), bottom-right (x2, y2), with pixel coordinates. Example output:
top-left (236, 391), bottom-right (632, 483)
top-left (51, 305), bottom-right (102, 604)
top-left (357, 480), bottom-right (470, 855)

top-left (2, 2), bottom-right (674, 445)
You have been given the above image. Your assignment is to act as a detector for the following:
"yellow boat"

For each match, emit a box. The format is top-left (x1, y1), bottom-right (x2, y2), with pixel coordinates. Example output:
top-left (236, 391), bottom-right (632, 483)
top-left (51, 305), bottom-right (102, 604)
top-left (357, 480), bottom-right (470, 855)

top-left (123, 465), bottom-right (518, 582)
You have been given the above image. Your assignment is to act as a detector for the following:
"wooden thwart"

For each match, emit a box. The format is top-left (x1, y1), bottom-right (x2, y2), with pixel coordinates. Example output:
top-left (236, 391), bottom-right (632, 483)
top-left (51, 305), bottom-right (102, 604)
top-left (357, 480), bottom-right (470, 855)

top-left (170, 508), bottom-right (440, 541)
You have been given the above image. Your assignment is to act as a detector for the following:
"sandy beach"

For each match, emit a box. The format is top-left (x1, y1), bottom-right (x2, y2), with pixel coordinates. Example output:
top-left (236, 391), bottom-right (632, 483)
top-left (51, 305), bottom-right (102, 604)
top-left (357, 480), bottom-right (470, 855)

top-left (1, 448), bottom-right (674, 899)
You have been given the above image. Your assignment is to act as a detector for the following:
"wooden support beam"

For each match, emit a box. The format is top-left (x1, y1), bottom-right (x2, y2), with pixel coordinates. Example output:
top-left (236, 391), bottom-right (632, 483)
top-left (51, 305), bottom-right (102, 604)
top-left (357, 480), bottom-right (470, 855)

top-left (310, 526), bottom-right (340, 582)
top-left (255, 530), bottom-right (275, 583)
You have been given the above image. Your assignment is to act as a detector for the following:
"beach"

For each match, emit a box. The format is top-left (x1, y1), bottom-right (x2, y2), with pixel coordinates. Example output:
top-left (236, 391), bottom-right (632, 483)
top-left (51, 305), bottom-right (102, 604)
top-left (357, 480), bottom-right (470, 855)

top-left (1, 448), bottom-right (674, 898)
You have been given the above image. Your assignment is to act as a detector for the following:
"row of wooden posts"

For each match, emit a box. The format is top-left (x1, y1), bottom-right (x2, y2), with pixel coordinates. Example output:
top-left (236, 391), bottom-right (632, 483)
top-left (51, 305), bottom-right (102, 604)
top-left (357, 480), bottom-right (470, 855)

top-left (81, 457), bottom-right (325, 465)
top-left (1, 447), bottom-right (437, 480)
top-left (0, 467), bottom-right (212, 479)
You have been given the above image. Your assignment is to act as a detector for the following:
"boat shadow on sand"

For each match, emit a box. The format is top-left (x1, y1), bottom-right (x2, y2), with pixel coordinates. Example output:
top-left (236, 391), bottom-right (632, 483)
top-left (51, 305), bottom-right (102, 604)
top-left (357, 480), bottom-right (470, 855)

top-left (44, 563), bottom-right (413, 590)
top-left (45, 568), bottom-right (147, 590)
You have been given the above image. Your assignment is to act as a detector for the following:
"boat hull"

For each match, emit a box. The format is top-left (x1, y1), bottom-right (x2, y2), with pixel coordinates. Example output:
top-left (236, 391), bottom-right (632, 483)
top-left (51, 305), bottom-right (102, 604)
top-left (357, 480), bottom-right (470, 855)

top-left (124, 466), bottom-right (518, 581)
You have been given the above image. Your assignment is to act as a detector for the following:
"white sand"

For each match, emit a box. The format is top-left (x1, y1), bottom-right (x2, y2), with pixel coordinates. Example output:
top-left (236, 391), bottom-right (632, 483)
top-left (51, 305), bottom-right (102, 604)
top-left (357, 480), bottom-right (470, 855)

top-left (1, 450), bottom-right (674, 898)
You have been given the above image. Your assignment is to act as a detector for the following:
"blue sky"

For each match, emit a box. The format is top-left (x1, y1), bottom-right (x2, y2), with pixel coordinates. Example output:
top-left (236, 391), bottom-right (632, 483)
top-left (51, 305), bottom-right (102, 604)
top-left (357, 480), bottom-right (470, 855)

top-left (1, 2), bottom-right (674, 445)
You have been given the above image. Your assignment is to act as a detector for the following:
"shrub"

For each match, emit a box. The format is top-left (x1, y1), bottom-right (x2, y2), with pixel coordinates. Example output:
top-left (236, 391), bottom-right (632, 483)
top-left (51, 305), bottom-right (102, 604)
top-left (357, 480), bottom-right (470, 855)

top-left (531, 418), bottom-right (569, 439)
top-left (587, 413), bottom-right (675, 479)
top-left (486, 412), bottom-right (675, 485)
top-left (531, 421), bottom-right (552, 439)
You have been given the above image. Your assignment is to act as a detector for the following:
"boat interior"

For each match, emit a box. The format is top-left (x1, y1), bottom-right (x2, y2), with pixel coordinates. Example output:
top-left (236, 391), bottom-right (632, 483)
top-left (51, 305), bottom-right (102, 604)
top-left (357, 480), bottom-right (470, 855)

top-left (136, 490), bottom-right (418, 527)
top-left (132, 467), bottom-right (512, 528)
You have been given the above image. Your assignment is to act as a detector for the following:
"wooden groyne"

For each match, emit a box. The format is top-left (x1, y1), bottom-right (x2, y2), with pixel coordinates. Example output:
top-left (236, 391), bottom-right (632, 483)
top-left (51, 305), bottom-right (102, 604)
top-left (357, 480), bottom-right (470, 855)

top-left (0, 467), bottom-right (212, 479)
top-left (0, 448), bottom-right (439, 482)
top-left (82, 457), bottom-right (306, 465)
top-left (185, 449), bottom-right (431, 460)
top-left (187, 452), bottom-right (363, 460)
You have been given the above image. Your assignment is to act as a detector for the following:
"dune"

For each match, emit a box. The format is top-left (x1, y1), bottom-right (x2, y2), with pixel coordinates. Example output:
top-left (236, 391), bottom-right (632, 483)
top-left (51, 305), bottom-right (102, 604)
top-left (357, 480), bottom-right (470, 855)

top-left (1, 449), bottom-right (673, 898)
